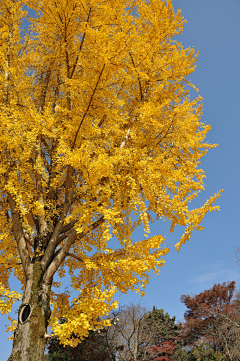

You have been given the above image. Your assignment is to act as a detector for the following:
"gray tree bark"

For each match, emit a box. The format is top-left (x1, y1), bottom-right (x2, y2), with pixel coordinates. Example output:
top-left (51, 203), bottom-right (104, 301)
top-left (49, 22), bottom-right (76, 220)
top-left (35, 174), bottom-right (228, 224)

top-left (8, 262), bottom-right (52, 361)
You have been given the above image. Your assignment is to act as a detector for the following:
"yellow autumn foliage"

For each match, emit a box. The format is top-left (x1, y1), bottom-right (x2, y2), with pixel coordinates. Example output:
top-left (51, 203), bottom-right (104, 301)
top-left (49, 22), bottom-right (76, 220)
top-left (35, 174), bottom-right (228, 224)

top-left (0, 0), bottom-right (222, 346)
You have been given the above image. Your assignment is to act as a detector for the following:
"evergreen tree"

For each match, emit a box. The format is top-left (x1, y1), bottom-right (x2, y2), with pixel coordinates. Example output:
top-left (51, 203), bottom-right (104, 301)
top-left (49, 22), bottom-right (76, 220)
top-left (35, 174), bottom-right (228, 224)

top-left (140, 307), bottom-right (181, 360)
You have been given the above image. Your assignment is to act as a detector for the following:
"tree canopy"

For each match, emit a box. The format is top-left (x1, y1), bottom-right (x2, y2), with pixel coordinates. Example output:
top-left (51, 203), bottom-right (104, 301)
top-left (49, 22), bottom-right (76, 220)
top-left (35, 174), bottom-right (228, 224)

top-left (178, 281), bottom-right (240, 360)
top-left (0, 0), bottom-right (221, 358)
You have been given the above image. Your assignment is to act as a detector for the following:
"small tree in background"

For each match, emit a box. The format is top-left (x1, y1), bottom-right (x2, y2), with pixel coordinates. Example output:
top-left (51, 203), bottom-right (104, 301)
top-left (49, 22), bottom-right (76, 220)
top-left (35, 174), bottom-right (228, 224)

top-left (105, 302), bottom-right (148, 361)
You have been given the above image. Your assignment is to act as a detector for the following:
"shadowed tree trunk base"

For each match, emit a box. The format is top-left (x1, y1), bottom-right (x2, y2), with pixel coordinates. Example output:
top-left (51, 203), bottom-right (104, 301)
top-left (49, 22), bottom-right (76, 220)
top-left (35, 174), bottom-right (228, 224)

top-left (8, 262), bottom-right (52, 361)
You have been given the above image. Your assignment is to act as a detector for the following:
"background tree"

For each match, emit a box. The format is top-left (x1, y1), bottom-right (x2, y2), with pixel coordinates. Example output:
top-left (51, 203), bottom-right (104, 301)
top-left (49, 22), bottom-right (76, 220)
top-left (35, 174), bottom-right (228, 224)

top-left (140, 306), bottom-right (180, 360)
top-left (107, 303), bottom-right (180, 361)
top-left (105, 302), bottom-right (148, 361)
top-left (179, 281), bottom-right (240, 361)
top-left (0, 0), bottom-right (221, 359)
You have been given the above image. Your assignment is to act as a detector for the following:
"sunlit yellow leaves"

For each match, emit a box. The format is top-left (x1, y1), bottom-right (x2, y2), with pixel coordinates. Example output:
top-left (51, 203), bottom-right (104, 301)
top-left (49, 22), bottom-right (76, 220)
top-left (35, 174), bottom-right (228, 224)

top-left (0, 0), bottom-right (222, 346)
top-left (50, 285), bottom-right (118, 346)
top-left (0, 283), bottom-right (22, 315)
top-left (5, 316), bottom-right (18, 340)
top-left (175, 190), bottom-right (223, 252)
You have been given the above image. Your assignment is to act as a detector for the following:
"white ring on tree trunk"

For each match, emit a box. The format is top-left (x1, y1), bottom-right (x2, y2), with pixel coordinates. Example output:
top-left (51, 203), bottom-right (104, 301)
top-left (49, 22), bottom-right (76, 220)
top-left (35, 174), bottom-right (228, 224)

top-left (19, 304), bottom-right (32, 324)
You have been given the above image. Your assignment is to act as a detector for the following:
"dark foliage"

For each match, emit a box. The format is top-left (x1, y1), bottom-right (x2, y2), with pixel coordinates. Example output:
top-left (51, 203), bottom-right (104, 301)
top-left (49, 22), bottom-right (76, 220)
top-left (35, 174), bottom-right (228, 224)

top-left (47, 328), bottom-right (115, 361)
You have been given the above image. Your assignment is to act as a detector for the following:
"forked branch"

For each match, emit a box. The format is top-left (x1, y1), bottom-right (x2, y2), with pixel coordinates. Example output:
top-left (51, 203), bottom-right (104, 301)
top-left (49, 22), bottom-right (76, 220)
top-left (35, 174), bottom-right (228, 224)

top-left (43, 215), bottom-right (105, 283)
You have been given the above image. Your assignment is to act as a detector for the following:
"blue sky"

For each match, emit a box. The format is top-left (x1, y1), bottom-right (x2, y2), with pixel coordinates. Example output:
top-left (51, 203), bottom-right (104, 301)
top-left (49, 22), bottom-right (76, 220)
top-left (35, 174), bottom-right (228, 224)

top-left (1, 0), bottom-right (240, 359)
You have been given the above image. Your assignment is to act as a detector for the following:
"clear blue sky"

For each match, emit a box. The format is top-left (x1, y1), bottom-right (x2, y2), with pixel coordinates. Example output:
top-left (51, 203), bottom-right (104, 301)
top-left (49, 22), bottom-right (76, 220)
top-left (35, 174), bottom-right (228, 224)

top-left (1, 1), bottom-right (240, 359)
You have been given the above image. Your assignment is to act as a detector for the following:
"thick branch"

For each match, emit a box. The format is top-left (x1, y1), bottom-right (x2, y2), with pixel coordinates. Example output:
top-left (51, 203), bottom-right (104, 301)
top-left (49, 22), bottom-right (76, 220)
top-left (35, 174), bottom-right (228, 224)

top-left (61, 221), bottom-right (76, 233)
top-left (55, 231), bottom-right (71, 247)
top-left (23, 230), bottom-right (34, 248)
top-left (41, 190), bottom-right (74, 271)
top-left (38, 63), bottom-right (54, 113)
top-left (43, 215), bottom-right (105, 283)
top-left (43, 228), bottom-right (77, 283)
top-left (97, 114), bottom-right (106, 128)
top-left (8, 194), bottom-right (31, 278)
top-left (35, 134), bottom-right (48, 235)
top-left (42, 153), bottom-right (51, 174)
top-left (120, 128), bottom-right (131, 149)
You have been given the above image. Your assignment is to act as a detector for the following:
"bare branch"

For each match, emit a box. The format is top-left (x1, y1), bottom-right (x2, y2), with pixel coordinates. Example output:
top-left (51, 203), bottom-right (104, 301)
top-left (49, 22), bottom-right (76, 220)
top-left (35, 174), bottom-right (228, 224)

top-left (67, 252), bottom-right (83, 262)
top-left (23, 230), bottom-right (34, 248)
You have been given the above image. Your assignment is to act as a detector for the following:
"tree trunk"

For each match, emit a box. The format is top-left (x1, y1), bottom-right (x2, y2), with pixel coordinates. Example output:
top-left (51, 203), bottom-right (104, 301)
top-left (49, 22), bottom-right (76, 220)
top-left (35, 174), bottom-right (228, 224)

top-left (8, 262), bottom-right (52, 361)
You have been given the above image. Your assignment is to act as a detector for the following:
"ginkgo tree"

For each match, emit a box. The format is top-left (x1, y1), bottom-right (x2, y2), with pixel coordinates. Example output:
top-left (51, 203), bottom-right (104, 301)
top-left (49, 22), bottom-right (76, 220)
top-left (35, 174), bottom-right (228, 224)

top-left (0, 0), bottom-right (222, 360)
